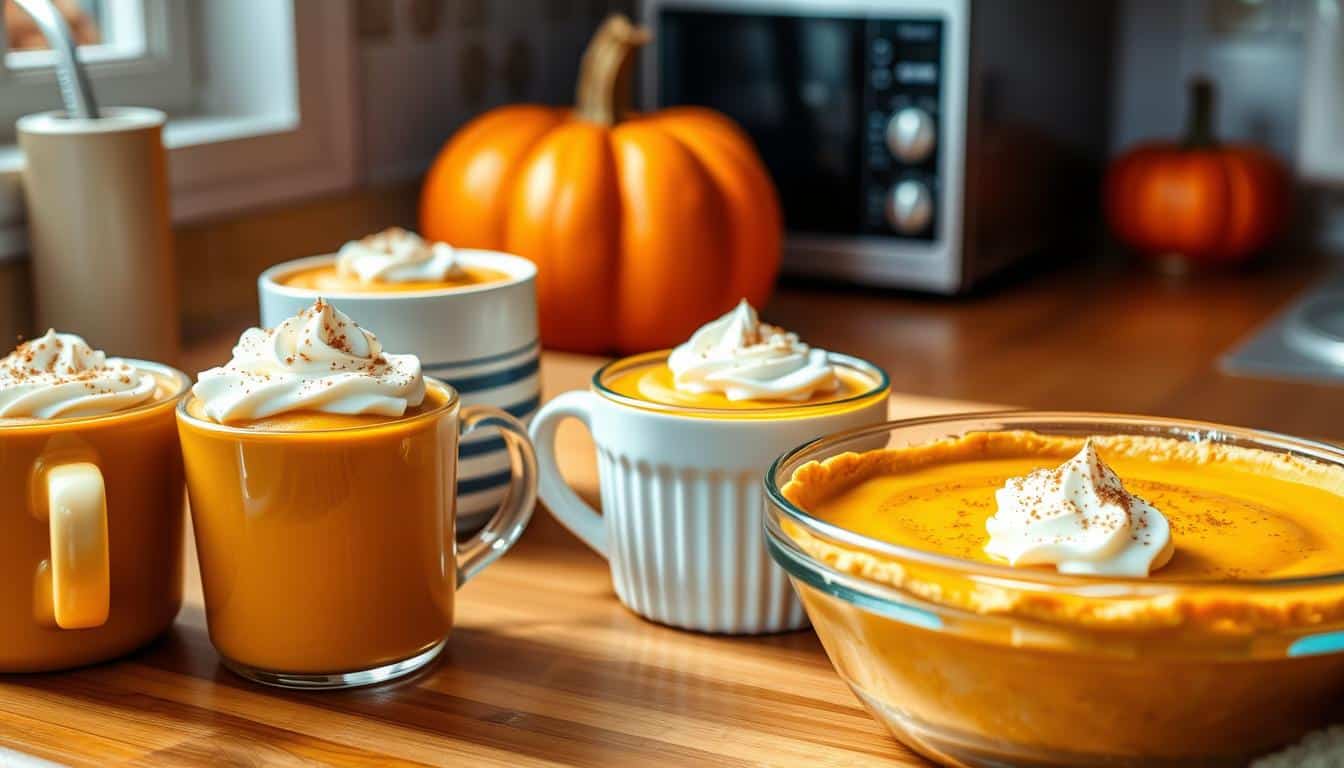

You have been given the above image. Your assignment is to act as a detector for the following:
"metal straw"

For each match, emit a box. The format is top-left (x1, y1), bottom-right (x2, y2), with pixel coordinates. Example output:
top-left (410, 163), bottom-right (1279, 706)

top-left (12, 0), bottom-right (100, 119)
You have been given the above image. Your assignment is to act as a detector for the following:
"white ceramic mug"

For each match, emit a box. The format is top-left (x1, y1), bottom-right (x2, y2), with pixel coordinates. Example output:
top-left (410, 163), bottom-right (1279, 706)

top-left (530, 352), bottom-right (890, 634)
top-left (258, 250), bottom-right (539, 532)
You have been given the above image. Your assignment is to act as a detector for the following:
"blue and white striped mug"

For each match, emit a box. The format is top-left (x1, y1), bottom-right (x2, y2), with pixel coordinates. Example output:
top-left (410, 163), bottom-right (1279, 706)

top-left (258, 250), bottom-right (540, 533)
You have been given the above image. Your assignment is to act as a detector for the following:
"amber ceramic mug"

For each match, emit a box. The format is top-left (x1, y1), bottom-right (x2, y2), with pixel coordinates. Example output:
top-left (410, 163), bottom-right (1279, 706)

top-left (0, 362), bottom-right (190, 672)
top-left (177, 378), bottom-right (537, 689)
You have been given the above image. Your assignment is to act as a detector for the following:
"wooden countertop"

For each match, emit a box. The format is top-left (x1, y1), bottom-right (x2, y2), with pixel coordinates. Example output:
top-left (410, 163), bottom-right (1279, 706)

top-left (767, 253), bottom-right (1339, 440)
top-left (3, 258), bottom-right (1338, 766)
top-left (0, 350), bottom-right (991, 768)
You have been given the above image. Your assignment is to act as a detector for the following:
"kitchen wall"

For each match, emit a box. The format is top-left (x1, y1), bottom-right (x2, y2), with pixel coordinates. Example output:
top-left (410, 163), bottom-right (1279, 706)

top-left (359, 0), bottom-right (634, 183)
top-left (0, 261), bottom-right (30, 346)
top-left (0, 181), bottom-right (423, 344)
top-left (183, 0), bottom-right (642, 333)
top-left (174, 180), bottom-right (422, 338)
top-left (172, 0), bottom-right (638, 336)
top-left (1110, 0), bottom-right (1305, 158)
top-left (1110, 0), bottom-right (1343, 249)
top-left (0, 0), bottom-right (636, 342)
top-left (4, 0), bottom-right (1337, 344)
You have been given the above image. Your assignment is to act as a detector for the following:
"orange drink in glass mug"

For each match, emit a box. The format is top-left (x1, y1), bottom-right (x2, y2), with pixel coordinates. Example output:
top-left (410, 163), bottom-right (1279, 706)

top-left (178, 300), bottom-right (537, 688)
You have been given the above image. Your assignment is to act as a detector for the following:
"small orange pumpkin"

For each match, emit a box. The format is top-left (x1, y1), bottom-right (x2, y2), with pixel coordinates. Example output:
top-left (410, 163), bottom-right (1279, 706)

top-left (420, 16), bottom-right (782, 354)
top-left (1105, 79), bottom-right (1289, 270)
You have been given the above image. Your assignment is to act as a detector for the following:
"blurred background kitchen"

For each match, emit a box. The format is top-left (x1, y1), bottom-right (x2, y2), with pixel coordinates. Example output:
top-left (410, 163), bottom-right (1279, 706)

top-left (1, 0), bottom-right (1342, 436)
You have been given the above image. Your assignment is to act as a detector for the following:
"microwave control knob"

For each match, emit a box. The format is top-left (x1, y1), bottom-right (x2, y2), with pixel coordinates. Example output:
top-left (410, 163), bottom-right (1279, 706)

top-left (886, 107), bottom-right (936, 163)
top-left (886, 180), bottom-right (933, 234)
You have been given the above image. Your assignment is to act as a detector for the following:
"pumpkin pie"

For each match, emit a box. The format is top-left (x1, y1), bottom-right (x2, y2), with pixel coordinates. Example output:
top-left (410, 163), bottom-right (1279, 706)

top-left (784, 430), bottom-right (1344, 630)
top-left (777, 428), bottom-right (1344, 762)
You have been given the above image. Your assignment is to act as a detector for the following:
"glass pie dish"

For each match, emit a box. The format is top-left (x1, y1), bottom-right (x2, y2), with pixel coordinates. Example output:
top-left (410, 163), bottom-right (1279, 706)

top-left (763, 413), bottom-right (1344, 767)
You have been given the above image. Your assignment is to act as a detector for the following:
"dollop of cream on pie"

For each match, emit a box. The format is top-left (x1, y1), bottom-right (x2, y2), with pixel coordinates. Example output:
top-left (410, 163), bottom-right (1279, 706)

top-left (336, 227), bottom-right (465, 284)
top-left (0, 330), bottom-right (157, 418)
top-left (985, 440), bottom-right (1175, 577)
top-left (667, 299), bottom-right (839, 402)
top-left (192, 298), bottom-right (425, 423)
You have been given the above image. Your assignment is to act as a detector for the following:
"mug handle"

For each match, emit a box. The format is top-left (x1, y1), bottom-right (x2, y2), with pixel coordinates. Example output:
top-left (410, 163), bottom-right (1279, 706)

top-left (528, 391), bottom-right (607, 558)
top-left (35, 462), bottom-right (110, 629)
top-left (455, 406), bottom-right (539, 585)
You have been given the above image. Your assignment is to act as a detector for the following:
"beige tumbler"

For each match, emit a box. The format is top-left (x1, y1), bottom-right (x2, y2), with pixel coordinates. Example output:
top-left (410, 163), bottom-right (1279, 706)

top-left (17, 108), bottom-right (179, 363)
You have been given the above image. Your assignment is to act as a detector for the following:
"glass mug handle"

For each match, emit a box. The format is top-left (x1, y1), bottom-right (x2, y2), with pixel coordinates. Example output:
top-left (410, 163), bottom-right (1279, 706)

top-left (455, 406), bottom-right (539, 585)
top-left (528, 391), bottom-right (608, 557)
top-left (34, 462), bottom-right (110, 629)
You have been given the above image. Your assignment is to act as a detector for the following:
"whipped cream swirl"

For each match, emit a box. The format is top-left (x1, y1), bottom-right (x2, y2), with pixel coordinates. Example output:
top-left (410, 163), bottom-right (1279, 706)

top-left (0, 330), bottom-right (157, 419)
top-left (667, 300), bottom-right (839, 402)
top-left (337, 227), bottom-right (465, 284)
top-left (985, 441), bottom-right (1174, 577)
top-left (193, 299), bottom-right (425, 423)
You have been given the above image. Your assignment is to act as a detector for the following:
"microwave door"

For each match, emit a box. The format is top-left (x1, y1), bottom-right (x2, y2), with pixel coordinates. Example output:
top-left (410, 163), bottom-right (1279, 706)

top-left (656, 9), bottom-right (865, 235)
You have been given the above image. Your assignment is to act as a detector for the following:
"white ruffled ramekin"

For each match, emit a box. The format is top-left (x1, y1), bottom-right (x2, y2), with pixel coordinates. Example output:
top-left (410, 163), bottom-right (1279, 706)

top-left (531, 351), bottom-right (889, 634)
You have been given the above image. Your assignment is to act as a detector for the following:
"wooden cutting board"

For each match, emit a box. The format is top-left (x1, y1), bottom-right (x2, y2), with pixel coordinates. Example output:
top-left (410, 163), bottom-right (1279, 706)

top-left (0, 351), bottom-right (997, 767)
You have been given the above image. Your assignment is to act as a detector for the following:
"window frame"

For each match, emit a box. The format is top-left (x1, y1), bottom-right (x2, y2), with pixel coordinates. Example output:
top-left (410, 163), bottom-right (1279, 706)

top-left (0, 0), bottom-right (195, 136)
top-left (0, 0), bottom-right (359, 263)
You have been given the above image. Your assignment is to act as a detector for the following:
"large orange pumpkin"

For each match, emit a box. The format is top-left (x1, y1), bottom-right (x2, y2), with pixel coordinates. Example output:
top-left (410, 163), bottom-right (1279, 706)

top-left (420, 16), bottom-right (782, 354)
top-left (1105, 79), bottom-right (1289, 270)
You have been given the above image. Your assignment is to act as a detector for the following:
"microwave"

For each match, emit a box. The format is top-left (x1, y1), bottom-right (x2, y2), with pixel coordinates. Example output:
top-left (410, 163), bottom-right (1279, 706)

top-left (641, 0), bottom-right (1114, 293)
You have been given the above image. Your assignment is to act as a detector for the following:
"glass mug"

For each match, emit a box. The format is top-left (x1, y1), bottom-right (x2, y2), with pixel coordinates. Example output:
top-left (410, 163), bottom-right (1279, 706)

top-left (0, 362), bottom-right (190, 672)
top-left (176, 378), bottom-right (537, 689)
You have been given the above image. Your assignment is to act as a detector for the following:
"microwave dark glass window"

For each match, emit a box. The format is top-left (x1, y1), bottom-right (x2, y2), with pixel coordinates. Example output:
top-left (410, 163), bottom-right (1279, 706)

top-left (658, 10), bottom-right (864, 235)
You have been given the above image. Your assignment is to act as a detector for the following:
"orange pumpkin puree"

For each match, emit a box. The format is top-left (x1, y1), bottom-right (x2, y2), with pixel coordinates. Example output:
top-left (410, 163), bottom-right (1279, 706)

top-left (604, 361), bottom-right (881, 414)
top-left (804, 435), bottom-right (1344, 582)
top-left (783, 431), bottom-right (1344, 629)
top-left (278, 264), bottom-right (509, 294)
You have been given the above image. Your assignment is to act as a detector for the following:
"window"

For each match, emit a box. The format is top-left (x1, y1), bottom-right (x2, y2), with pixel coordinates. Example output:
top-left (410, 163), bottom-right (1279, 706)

top-left (0, 0), bottom-right (193, 140)
top-left (7, 0), bottom-right (130, 62)
top-left (0, 0), bottom-right (358, 258)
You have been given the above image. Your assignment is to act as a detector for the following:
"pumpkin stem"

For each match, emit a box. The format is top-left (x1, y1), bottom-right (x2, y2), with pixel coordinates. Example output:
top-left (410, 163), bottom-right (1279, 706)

top-left (1183, 77), bottom-right (1219, 150)
top-left (575, 14), bottom-right (651, 126)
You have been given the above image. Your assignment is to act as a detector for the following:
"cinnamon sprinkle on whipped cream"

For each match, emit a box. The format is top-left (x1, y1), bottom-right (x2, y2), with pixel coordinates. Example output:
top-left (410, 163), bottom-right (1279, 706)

top-left (191, 298), bottom-right (425, 423)
top-left (0, 330), bottom-right (157, 418)
top-left (985, 440), bottom-right (1175, 577)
